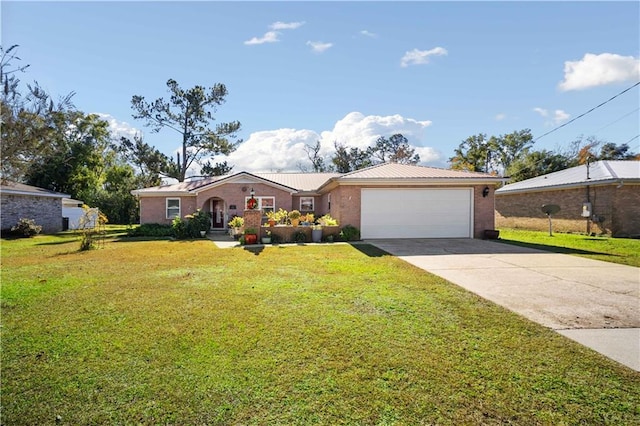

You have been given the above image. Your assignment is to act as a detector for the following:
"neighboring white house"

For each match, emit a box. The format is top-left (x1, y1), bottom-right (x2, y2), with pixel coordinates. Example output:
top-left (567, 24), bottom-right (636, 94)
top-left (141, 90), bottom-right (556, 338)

top-left (62, 198), bottom-right (98, 230)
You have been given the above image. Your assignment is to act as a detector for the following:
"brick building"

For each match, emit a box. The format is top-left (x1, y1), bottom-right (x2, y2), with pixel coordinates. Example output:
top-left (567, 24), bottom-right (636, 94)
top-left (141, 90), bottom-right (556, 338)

top-left (1, 181), bottom-right (69, 234)
top-left (496, 160), bottom-right (640, 237)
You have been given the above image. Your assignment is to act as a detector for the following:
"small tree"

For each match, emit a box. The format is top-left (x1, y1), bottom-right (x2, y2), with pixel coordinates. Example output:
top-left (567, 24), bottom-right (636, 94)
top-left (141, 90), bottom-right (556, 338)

top-left (78, 205), bottom-right (107, 251)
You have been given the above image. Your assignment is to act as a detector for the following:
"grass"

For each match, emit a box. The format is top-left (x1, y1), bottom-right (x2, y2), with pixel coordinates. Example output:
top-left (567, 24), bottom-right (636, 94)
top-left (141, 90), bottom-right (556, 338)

top-left (1, 233), bottom-right (639, 425)
top-left (497, 228), bottom-right (640, 267)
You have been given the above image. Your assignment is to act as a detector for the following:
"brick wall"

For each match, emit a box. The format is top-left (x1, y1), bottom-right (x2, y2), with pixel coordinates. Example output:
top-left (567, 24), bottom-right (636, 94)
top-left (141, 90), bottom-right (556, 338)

top-left (196, 183), bottom-right (294, 221)
top-left (243, 209), bottom-right (262, 231)
top-left (1, 194), bottom-right (63, 233)
top-left (329, 184), bottom-right (496, 239)
top-left (496, 184), bottom-right (640, 236)
top-left (139, 196), bottom-right (197, 225)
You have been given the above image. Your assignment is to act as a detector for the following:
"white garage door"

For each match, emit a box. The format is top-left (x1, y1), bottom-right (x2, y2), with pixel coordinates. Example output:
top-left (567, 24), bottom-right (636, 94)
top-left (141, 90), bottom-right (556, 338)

top-left (361, 188), bottom-right (473, 239)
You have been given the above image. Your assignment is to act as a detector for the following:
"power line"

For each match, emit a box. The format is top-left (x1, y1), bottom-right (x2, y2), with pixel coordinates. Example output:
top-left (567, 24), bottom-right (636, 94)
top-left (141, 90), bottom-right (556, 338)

top-left (591, 107), bottom-right (640, 135)
top-left (534, 81), bottom-right (640, 143)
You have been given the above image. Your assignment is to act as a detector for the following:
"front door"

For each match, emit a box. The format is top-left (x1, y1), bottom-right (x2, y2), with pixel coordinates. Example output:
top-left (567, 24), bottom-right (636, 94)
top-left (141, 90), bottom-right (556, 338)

top-left (212, 200), bottom-right (224, 229)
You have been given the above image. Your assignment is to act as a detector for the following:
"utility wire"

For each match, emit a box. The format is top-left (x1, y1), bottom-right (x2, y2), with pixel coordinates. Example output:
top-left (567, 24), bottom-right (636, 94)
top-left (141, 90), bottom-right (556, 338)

top-left (590, 107), bottom-right (640, 135)
top-left (534, 81), bottom-right (640, 142)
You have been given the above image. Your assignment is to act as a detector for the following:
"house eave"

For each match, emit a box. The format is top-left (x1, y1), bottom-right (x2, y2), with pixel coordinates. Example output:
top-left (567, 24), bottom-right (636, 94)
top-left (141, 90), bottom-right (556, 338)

top-left (335, 177), bottom-right (506, 186)
top-left (496, 178), bottom-right (640, 195)
top-left (131, 190), bottom-right (195, 197)
top-left (192, 172), bottom-right (297, 195)
top-left (1, 189), bottom-right (70, 199)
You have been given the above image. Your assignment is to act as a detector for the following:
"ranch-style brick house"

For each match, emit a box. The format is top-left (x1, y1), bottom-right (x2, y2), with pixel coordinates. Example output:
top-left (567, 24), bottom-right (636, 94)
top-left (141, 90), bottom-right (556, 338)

top-left (496, 160), bottom-right (640, 237)
top-left (1, 181), bottom-right (70, 234)
top-left (132, 163), bottom-right (504, 239)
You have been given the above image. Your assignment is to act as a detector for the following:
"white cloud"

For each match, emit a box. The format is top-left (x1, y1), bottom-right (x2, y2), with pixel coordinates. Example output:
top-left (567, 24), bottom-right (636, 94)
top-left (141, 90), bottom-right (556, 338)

top-left (553, 109), bottom-right (570, 124)
top-left (400, 47), bottom-right (447, 68)
top-left (533, 107), bottom-right (548, 117)
top-left (360, 30), bottom-right (377, 38)
top-left (533, 107), bottom-right (570, 126)
top-left (495, 113), bottom-right (506, 121)
top-left (306, 41), bottom-right (333, 53)
top-left (209, 112), bottom-right (441, 172)
top-left (558, 53), bottom-right (640, 91)
top-left (95, 113), bottom-right (140, 140)
top-left (244, 31), bottom-right (280, 45)
top-left (269, 21), bottom-right (305, 30)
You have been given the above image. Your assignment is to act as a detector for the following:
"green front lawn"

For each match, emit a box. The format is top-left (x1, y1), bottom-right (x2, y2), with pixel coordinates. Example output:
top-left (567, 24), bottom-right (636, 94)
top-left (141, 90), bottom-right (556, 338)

top-left (1, 234), bottom-right (638, 424)
top-left (497, 228), bottom-right (640, 267)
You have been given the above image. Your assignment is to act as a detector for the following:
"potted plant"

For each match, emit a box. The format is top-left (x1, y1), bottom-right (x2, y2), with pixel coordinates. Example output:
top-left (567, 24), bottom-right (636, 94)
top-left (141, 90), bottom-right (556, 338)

top-left (311, 224), bottom-right (322, 243)
top-left (274, 208), bottom-right (288, 225)
top-left (228, 216), bottom-right (244, 239)
top-left (288, 209), bottom-right (301, 227)
top-left (318, 214), bottom-right (338, 226)
top-left (261, 230), bottom-right (272, 244)
top-left (266, 210), bottom-right (277, 227)
top-left (244, 227), bottom-right (258, 245)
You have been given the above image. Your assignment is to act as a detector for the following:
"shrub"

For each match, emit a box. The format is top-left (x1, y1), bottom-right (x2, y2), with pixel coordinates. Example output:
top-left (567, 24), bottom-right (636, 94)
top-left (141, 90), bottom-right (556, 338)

top-left (340, 225), bottom-right (360, 242)
top-left (11, 218), bottom-right (42, 237)
top-left (78, 206), bottom-right (108, 251)
top-left (270, 232), bottom-right (283, 244)
top-left (185, 209), bottom-right (211, 232)
top-left (293, 230), bottom-right (307, 243)
top-left (127, 224), bottom-right (174, 238)
top-left (172, 209), bottom-right (213, 239)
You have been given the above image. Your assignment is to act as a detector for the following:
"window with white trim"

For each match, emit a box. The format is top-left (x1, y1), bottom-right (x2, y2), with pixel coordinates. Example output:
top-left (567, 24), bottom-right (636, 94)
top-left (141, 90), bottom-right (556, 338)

top-left (245, 196), bottom-right (275, 214)
top-left (300, 197), bottom-right (314, 211)
top-left (166, 198), bottom-right (180, 219)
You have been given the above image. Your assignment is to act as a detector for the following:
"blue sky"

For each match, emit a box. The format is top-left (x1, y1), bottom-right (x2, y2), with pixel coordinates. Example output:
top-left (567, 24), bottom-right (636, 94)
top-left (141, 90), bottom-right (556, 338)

top-left (3, 1), bottom-right (639, 174)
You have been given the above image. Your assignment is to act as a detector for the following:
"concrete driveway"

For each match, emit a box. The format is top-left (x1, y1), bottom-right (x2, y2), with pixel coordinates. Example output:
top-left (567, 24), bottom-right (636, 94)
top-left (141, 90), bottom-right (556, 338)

top-left (366, 238), bottom-right (640, 371)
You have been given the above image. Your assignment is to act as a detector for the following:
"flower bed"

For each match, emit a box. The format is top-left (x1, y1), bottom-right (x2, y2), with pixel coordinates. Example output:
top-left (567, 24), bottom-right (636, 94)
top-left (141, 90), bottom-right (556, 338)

top-left (262, 225), bottom-right (340, 243)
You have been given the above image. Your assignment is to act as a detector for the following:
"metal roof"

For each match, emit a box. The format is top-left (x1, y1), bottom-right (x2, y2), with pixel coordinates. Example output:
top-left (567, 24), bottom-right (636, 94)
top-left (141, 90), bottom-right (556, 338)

top-left (339, 162), bottom-right (500, 180)
top-left (132, 163), bottom-right (502, 196)
top-left (496, 160), bottom-right (640, 194)
top-left (253, 172), bottom-right (341, 191)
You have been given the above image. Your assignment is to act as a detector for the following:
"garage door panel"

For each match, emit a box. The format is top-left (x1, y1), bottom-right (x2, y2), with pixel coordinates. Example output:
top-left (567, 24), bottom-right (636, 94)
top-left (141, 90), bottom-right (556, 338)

top-left (361, 188), bottom-right (472, 238)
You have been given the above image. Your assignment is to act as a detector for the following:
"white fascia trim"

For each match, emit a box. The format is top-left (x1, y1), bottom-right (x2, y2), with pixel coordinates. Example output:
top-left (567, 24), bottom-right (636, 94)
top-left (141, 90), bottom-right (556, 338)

top-left (192, 173), bottom-right (297, 195)
top-left (337, 178), bottom-right (505, 186)
top-left (495, 179), bottom-right (636, 195)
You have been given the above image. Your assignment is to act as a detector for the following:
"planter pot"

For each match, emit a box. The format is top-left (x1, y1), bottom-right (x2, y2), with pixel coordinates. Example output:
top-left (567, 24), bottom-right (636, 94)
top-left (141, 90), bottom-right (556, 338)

top-left (268, 220), bottom-right (276, 227)
top-left (245, 234), bottom-right (258, 245)
top-left (290, 219), bottom-right (300, 227)
top-left (200, 230), bottom-right (207, 238)
top-left (484, 229), bottom-right (500, 240)
top-left (261, 237), bottom-right (271, 244)
top-left (311, 229), bottom-right (322, 243)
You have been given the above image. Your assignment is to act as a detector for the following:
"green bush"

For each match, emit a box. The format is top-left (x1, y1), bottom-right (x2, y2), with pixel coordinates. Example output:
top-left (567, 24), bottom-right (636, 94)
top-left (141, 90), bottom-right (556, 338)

top-left (270, 232), bottom-right (283, 244)
top-left (11, 218), bottom-right (42, 237)
top-left (127, 224), bottom-right (174, 238)
top-left (340, 225), bottom-right (360, 241)
top-left (293, 230), bottom-right (307, 243)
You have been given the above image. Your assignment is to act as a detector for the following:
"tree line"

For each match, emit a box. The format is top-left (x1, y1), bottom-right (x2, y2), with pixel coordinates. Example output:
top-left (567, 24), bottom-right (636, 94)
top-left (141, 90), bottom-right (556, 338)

top-left (449, 130), bottom-right (637, 181)
top-left (1, 44), bottom-right (636, 223)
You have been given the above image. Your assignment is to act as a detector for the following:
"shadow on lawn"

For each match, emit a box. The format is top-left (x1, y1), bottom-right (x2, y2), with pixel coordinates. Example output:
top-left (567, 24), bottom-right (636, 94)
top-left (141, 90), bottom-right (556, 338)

top-left (349, 243), bottom-right (390, 258)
